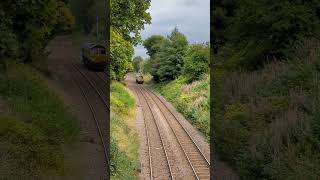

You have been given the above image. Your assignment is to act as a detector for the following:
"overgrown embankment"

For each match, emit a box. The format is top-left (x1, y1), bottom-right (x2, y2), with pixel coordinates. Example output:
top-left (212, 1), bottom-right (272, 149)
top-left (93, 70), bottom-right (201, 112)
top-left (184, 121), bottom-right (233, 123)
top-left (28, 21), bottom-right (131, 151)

top-left (213, 41), bottom-right (320, 179)
top-left (110, 81), bottom-right (139, 180)
top-left (0, 61), bottom-right (79, 179)
top-left (151, 75), bottom-right (210, 140)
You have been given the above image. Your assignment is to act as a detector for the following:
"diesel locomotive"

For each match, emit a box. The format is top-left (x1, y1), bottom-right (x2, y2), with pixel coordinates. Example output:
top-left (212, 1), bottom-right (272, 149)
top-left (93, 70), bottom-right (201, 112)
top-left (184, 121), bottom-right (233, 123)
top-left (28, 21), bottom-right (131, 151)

top-left (136, 75), bottom-right (144, 84)
top-left (82, 43), bottom-right (106, 70)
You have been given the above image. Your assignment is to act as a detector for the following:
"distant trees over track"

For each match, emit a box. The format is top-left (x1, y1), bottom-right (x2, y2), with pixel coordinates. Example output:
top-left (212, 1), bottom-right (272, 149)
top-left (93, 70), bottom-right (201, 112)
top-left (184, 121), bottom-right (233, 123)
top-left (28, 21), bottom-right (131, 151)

top-left (142, 28), bottom-right (210, 82)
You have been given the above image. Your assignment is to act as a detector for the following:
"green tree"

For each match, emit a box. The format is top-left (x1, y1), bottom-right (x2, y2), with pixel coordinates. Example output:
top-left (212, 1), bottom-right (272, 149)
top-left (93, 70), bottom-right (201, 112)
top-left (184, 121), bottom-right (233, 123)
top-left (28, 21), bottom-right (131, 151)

top-left (110, 29), bottom-right (134, 81)
top-left (111, 0), bottom-right (151, 44)
top-left (212, 0), bottom-right (320, 70)
top-left (70, 0), bottom-right (95, 34)
top-left (0, 0), bottom-right (75, 63)
top-left (143, 28), bottom-right (188, 82)
top-left (132, 56), bottom-right (143, 73)
top-left (182, 43), bottom-right (210, 80)
top-left (143, 35), bottom-right (167, 58)
top-left (109, 0), bottom-right (152, 82)
top-left (157, 28), bottom-right (188, 81)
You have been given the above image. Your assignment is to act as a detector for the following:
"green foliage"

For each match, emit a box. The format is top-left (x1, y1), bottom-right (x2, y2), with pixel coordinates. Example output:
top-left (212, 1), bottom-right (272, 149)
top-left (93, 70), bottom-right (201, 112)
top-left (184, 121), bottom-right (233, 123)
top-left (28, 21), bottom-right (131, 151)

top-left (110, 81), bottom-right (135, 113)
top-left (0, 117), bottom-right (63, 179)
top-left (143, 35), bottom-right (168, 58)
top-left (152, 75), bottom-right (210, 140)
top-left (111, 0), bottom-right (151, 44)
top-left (182, 43), bottom-right (210, 80)
top-left (0, 26), bottom-right (18, 59)
top-left (55, 1), bottom-right (75, 33)
top-left (110, 81), bottom-right (138, 179)
top-left (143, 28), bottom-right (189, 82)
top-left (0, 62), bottom-right (79, 143)
top-left (110, 0), bottom-right (151, 82)
top-left (213, 41), bottom-right (320, 179)
top-left (132, 56), bottom-right (143, 73)
top-left (0, 0), bottom-right (75, 62)
top-left (110, 29), bottom-right (134, 81)
top-left (70, 0), bottom-right (106, 41)
top-left (0, 62), bottom-right (79, 178)
top-left (212, 0), bottom-right (320, 70)
top-left (70, 0), bottom-right (95, 33)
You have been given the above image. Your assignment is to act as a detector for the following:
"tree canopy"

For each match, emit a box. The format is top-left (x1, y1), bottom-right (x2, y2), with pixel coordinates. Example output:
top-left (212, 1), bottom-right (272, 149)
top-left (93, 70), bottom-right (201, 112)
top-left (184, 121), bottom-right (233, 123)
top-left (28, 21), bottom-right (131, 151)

top-left (132, 56), bottom-right (143, 73)
top-left (212, 0), bottom-right (320, 70)
top-left (110, 0), bottom-right (151, 81)
top-left (110, 29), bottom-right (134, 81)
top-left (111, 0), bottom-right (151, 45)
top-left (0, 0), bottom-right (74, 62)
top-left (182, 43), bottom-right (210, 80)
top-left (142, 28), bottom-right (210, 82)
top-left (143, 35), bottom-right (168, 58)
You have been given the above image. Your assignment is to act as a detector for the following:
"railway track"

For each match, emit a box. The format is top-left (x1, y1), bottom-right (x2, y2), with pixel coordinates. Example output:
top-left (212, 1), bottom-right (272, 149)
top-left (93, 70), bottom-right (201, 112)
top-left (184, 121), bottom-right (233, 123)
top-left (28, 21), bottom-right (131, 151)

top-left (70, 62), bottom-right (109, 177)
top-left (71, 62), bottom-right (109, 110)
top-left (133, 85), bottom-right (174, 180)
top-left (136, 85), bottom-right (210, 180)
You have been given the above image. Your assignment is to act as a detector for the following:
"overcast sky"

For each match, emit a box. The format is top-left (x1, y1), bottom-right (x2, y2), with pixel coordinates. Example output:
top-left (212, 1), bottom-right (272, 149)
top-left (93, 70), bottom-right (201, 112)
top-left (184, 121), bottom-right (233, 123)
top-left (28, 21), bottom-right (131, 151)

top-left (134, 0), bottom-right (210, 58)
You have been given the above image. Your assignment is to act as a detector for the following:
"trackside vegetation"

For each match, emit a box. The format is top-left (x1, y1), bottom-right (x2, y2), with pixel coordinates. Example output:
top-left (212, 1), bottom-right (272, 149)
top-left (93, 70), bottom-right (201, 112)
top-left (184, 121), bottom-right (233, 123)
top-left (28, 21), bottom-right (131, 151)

top-left (137, 28), bottom-right (210, 140)
top-left (213, 40), bottom-right (320, 179)
top-left (110, 81), bottom-right (138, 179)
top-left (0, 0), bottom-right (74, 63)
top-left (0, 61), bottom-right (79, 179)
top-left (152, 75), bottom-right (210, 140)
top-left (212, 0), bottom-right (320, 178)
top-left (0, 0), bottom-right (87, 178)
top-left (110, 0), bottom-right (151, 81)
top-left (109, 0), bottom-right (151, 177)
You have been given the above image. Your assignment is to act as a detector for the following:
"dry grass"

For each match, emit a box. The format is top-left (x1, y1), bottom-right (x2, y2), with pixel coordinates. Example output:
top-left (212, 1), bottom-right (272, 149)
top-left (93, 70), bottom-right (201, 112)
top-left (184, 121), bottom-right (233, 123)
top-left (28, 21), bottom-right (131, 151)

top-left (223, 60), bottom-right (288, 104)
top-left (215, 39), bottom-right (320, 178)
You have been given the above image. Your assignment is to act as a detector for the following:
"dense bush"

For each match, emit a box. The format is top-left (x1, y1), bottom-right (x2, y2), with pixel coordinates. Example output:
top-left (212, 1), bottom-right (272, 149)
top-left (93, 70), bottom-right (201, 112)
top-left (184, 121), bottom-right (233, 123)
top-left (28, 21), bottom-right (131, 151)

top-left (152, 75), bottom-right (210, 140)
top-left (143, 28), bottom-right (189, 82)
top-left (182, 43), bottom-right (210, 80)
top-left (143, 35), bottom-right (168, 58)
top-left (110, 30), bottom-right (134, 81)
top-left (0, 62), bottom-right (79, 178)
top-left (0, 0), bottom-right (74, 62)
top-left (110, 81), bottom-right (138, 179)
top-left (212, 0), bottom-right (320, 70)
top-left (213, 41), bottom-right (320, 179)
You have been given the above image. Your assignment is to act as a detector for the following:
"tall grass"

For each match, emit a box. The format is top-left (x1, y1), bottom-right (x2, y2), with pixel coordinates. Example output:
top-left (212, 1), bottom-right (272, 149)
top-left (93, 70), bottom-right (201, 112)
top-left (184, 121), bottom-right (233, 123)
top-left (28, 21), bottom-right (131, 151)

top-left (152, 74), bottom-right (210, 140)
top-left (110, 81), bottom-right (139, 180)
top-left (0, 61), bottom-right (79, 179)
top-left (213, 40), bottom-right (320, 179)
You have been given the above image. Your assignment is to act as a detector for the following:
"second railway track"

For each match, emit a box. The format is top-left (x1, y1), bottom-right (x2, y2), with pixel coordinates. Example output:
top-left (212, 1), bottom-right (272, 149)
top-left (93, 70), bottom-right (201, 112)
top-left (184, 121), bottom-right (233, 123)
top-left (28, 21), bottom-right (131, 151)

top-left (133, 84), bottom-right (210, 180)
top-left (70, 61), bottom-right (110, 177)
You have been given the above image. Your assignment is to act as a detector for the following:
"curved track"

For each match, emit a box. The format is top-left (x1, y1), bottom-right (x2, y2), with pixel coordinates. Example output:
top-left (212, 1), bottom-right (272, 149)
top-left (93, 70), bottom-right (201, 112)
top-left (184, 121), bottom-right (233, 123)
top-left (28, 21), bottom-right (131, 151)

top-left (70, 61), bottom-right (110, 176)
top-left (141, 86), bottom-right (210, 179)
top-left (133, 85), bottom-right (174, 180)
top-left (128, 78), bottom-right (210, 180)
top-left (71, 62), bottom-right (109, 110)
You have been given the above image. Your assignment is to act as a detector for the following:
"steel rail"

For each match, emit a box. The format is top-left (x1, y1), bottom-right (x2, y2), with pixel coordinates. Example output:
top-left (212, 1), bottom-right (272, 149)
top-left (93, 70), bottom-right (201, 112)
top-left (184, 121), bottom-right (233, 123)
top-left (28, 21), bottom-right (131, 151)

top-left (136, 86), bottom-right (174, 180)
top-left (143, 86), bottom-right (210, 165)
top-left (94, 72), bottom-right (108, 86)
top-left (141, 86), bottom-right (210, 179)
top-left (70, 68), bottom-right (109, 177)
top-left (71, 62), bottom-right (109, 110)
top-left (131, 86), bottom-right (153, 180)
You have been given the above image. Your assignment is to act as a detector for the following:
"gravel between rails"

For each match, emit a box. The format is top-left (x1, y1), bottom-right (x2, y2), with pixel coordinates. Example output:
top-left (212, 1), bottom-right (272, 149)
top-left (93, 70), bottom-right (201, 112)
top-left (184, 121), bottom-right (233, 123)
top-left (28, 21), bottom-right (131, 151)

top-left (126, 73), bottom-right (210, 180)
top-left (46, 35), bottom-right (109, 180)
